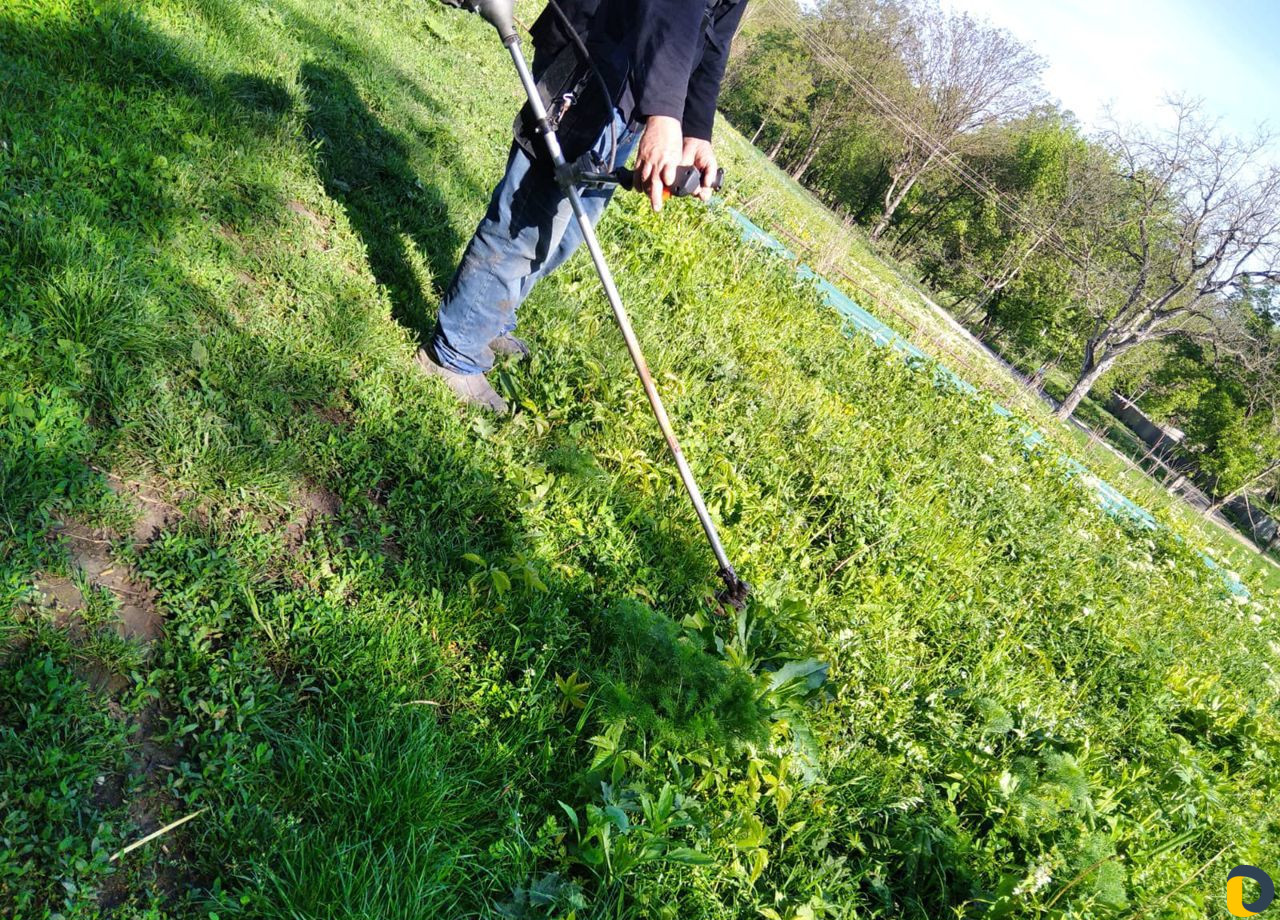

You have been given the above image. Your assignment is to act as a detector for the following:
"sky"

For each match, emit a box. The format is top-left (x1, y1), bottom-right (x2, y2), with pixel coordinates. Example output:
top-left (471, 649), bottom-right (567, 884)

top-left (942, 0), bottom-right (1280, 145)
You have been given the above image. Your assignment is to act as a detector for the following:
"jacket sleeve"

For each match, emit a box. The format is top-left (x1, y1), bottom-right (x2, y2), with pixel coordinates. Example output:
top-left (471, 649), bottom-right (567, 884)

top-left (628, 0), bottom-right (708, 123)
top-left (681, 1), bottom-right (748, 141)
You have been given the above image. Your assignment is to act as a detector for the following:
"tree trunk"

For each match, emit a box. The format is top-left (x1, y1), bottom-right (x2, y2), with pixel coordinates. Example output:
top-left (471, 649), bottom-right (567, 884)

top-left (1054, 344), bottom-right (1111, 420)
top-left (893, 189), bottom-right (963, 252)
top-left (856, 162), bottom-right (892, 223)
top-left (750, 119), bottom-right (767, 145)
top-left (789, 101), bottom-right (835, 182)
top-left (982, 232), bottom-right (1048, 300)
top-left (1202, 460), bottom-right (1280, 521)
top-left (790, 144), bottom-right (820, 181)
top-left (870, 165), bottom-right (924, 242)
top-left (766, 134), bottom-right (786, 161)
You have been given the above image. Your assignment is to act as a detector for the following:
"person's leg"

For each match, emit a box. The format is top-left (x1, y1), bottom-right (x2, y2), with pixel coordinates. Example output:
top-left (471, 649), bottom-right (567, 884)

top-left (431, 143), bottom-right (562, 375)
top-left (431, 110), bottom-right (640, 373)
top-left (511, 110), bottom-right (641, 310)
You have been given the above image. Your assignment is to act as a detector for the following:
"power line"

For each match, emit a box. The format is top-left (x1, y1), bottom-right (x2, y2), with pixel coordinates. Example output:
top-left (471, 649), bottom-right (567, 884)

top-left (774, 2), bottom-right (1068, 246)
top-left (758, 0), bottom-right (1086, 269)
top-left (771, 0), bottom-right (1063, 242)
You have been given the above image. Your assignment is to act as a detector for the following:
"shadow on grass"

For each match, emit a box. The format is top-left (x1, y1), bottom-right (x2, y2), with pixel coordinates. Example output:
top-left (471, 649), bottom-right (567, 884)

top-left (301, 61), bottom-right (465, 337)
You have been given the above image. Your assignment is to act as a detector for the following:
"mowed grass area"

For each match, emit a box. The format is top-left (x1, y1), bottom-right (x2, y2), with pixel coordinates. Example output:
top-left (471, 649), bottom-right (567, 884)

top-left (2, 1), bottom-right (1279, 918)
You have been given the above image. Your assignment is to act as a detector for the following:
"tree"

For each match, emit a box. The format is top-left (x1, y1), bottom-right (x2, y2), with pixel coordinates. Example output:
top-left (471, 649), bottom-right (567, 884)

top-left (1105, 295), bottom-right (1280, 516)
top-left (1196, 292), bottom-right (1280, 513)
top-left (1122, 339), bottom-right (1216, 420)
top-left (1244, 278), bottom-right (1280, 325)
top-left (1054, 101), bottom-right (1280, 420)
top-left (1191, 392), bottom-right (1280, 517)
top-left (718, 28), bottom-right (813, 160)
top-left (867, 3), bottom-right (1043, 240)
top-left (965, 116), bottom-right (1095, 317)
top-left (782, 0), bottom-right (911, 182)
top-left (902, 108), bottom-right (1096, 357)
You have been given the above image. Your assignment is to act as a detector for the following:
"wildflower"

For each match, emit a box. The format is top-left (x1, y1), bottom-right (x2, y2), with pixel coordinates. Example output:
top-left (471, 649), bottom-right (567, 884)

top-left (1014, 862), bottom-right (1053, 896)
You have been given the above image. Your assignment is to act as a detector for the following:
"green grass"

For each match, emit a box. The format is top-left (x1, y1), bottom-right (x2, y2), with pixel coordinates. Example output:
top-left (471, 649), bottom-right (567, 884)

top-left (710, 122), bottom-right (1280, 596)
top-left (2, 1), bottom-right (1280, 918)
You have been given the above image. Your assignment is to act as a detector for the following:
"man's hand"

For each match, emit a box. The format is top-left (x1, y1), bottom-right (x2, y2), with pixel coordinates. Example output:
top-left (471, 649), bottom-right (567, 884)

top-left (635, 115), bottom-right (684, 212)
top-left (682, 137), bottom-right (719, 203)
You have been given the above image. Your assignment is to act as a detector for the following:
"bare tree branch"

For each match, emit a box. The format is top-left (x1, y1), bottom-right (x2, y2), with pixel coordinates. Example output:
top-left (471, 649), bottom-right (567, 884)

top-left (1055, 99), bottom-right (1280, 420)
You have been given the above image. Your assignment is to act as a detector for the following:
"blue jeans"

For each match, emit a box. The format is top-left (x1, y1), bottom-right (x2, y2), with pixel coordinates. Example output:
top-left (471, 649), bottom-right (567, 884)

top-left (431, 110), bottom-right (641, 374)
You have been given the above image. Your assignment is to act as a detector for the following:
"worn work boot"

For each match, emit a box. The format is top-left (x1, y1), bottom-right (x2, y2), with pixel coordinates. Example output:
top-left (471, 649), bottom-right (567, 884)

top-left (415, 347), bottom-right (508, 413)
top-left (489, 333), bottom-right (530, 361)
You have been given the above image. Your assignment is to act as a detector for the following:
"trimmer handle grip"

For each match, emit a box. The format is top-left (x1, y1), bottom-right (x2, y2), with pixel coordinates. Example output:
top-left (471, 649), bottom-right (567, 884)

top-left (669, 165), bottom-right (725, 197)
top-left (613, 165), bottom-right (725, 198)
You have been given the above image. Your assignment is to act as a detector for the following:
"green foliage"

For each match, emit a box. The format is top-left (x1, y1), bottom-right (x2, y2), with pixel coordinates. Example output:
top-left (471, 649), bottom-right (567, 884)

top-left (596, 600), bottom-right (766, 750)
top-left (1118, 332), bottom-right (1280, 502)
top-left (904, 111), bottom-right (1093, 358)
top-left (1190, 389), bottom-right (1279, 495)
top-left (0, 641), bottom-right (130, 916)
top-left (720, 28), bottom-right (814, 153)
top-left (0, 320), bottom-right (98, 614)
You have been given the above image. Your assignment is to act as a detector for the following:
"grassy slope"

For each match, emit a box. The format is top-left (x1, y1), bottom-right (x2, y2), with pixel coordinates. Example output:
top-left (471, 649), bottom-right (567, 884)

top-left (2, 1), bottom-right (1279, 918)
top-left (709, 131), bottom-right (1280, 596)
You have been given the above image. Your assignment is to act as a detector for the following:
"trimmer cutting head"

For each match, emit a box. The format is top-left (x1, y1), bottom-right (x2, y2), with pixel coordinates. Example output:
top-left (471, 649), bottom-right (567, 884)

top-left (716, 571), bottom-right (752, 612)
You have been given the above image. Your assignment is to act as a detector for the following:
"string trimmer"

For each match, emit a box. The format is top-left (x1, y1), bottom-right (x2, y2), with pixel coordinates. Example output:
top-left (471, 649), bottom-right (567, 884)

top-left (437, 0), bottom-right (750, 610)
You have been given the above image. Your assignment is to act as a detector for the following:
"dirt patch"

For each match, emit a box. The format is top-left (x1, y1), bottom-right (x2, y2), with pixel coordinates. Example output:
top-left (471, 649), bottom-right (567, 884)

top-left (297, 480), bottom-right (340, 518)
top-left (283, 479), bottom-right (341, 550)
top-left (91, 769), bottom-right (128, 812)
top-left (286, 198), bottom-right (329, 227)
top-left (105, 474), bottom-right (181, 546)
top-left (80, 661), bottom-right (131, 696)
top-left (34, 574), bottom-right (87, 620)
top-left (102, 787), bottom-right (200, 910)
top-left (313, 403), bottom-right (352, 427)
top-left (366, 478), bottom-right (395, 508)
top-left (96, 700), bottom-right (193, 910)
top-left (32, 515), bottom-right (172, 717)
top-left (49, 519), bottom-right (164, 643)
top-left (287, 199), bottom-right (333, 250)
top-left (381, 534), bottom-right (404, 562)
top-left (132, 702), bottom-right (182, 778)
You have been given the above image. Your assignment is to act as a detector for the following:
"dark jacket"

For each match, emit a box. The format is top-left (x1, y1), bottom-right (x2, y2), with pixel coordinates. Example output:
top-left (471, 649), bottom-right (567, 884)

top-left (526, 0), bottom-right (747, 146)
